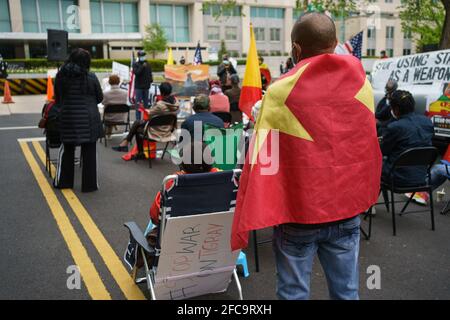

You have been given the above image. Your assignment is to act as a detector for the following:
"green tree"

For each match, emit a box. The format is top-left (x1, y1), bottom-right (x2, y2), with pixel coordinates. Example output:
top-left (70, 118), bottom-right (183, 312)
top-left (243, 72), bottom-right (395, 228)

top-left (142, 23), bottom-right (168, 59)
top-left (218, 39), bottom-right (228, 61)
top-left (399, 0), bottom-right (450, 50)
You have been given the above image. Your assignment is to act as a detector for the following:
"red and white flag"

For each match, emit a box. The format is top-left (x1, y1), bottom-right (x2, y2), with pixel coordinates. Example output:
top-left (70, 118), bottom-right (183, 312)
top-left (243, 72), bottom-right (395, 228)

top-left (128, 52), bottom-right (136, 105)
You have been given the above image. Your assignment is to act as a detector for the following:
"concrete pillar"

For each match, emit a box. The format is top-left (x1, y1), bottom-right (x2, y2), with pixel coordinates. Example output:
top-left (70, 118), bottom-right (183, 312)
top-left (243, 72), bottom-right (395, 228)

top-left (191, 1), bottom-right (203, 44)
top-left (284, 7), bottom-right (293, 55)
top-left (241, 5), bottom-right (251, 53)
top-left (103, 43), bottom-right (109, 59)
top-left (24, 43), bottom-right (30, 59)
top-left (139, 0), bottom-right (150, 34)
top-left (8, 0), bottom-right (24, 32)
top-left (78, 0), bottom-right (91, 34)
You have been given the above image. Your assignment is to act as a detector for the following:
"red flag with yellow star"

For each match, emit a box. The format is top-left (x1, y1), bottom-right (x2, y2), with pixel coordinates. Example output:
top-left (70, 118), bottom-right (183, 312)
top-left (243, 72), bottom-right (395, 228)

top-left (231, 54), bottom-right (382, 250)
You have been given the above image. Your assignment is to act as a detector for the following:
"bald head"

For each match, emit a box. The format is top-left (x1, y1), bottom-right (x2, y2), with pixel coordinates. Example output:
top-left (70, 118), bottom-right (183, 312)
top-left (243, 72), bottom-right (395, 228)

top-left (291, 12), bottom-right (337, 61)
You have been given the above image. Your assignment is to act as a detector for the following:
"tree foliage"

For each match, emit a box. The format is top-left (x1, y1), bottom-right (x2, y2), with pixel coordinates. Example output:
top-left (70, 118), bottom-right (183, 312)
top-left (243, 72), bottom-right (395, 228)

top-left (399, 0), bottom-right (446, 49)
top-left (142, 23), bottom-right (168, 59)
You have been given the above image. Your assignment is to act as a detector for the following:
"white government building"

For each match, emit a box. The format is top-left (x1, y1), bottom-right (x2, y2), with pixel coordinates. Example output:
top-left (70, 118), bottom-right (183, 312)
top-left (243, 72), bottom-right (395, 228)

top-left (0, 0), bottom-right (416, 60)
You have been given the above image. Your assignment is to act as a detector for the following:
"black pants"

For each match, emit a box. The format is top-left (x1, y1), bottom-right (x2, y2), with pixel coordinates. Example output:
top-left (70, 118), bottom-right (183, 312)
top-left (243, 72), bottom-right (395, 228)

top-left (126, 120), bottom-right (147, 153)
top-left (54, 142), bottom-right (98, 192)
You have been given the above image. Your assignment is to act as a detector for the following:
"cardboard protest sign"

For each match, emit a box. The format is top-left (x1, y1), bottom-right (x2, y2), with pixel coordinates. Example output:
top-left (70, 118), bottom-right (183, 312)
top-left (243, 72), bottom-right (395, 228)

top-left (154, 211), bottom-right (238, 300)
top-left (112, 61), bottom-right (130, 82)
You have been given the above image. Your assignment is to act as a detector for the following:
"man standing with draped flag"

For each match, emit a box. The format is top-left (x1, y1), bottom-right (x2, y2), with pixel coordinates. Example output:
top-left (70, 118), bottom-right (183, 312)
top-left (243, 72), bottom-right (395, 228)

top-left (231, 13), bottom-right (382, 300)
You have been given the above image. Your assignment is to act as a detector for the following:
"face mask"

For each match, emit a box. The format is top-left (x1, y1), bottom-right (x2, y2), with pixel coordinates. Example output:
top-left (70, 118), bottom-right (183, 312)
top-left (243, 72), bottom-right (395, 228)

top-left (139, 56), bottom-right (146, 62)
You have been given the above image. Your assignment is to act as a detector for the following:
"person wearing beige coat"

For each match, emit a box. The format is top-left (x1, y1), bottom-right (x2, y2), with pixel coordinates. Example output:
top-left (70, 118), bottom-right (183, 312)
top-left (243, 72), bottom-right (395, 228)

top-left (102, 75), bottom-right (128, 137)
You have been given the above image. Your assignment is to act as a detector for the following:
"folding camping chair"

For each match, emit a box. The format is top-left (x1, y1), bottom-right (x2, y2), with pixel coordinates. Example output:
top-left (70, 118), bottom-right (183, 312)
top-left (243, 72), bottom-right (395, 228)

top-left (141, 114), bottom-right (178, 168)
top-left (101, 104), bottom-right (130, 147)
top-left (124, 169), bottom-right (245, 300)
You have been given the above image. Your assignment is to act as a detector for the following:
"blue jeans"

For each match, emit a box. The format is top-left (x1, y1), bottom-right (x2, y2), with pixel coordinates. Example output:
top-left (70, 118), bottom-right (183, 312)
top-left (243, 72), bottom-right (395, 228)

top-left (429, 164), bottom-right (449, 191)
top-left (273, 216), bottom-right (360, 300)
top-left (134, 89), bottom-right (149, 121)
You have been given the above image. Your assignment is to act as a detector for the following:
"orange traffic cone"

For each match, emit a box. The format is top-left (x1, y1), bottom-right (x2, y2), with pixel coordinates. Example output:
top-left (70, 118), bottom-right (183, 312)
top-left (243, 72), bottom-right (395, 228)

top-left (2, 80), bottom-right (14, 104)
top-left (46, 76), bottom-right (54, 102)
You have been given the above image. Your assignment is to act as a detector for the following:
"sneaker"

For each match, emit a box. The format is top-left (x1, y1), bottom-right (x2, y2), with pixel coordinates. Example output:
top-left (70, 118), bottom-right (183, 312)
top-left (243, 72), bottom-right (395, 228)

top-left (112, 146), bottom-right (129, 152)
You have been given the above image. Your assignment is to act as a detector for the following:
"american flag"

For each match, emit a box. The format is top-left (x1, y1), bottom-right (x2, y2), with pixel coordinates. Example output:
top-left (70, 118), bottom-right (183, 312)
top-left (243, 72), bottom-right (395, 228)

top-left (344, 31), bottom-right (363, 60)
top-left (193, 41), bottom-right (203, 65)
top-left (128, 51), bottom-right (136, 105)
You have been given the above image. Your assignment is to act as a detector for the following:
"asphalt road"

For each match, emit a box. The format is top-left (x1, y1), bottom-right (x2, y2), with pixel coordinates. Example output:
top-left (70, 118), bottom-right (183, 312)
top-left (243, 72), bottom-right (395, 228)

top-left (1, 112), bottom-right (449, 300)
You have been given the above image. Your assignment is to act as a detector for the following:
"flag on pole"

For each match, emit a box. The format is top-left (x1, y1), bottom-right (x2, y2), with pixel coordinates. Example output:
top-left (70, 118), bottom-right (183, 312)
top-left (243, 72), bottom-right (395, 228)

top-left (128, 51), bottom-right (136, 105)
top-left (335, 31), bottom-right (363, 60)
top-left (167, 47), bottom-right (174, 65)
top-left (231, 54), bottom-right (382, 250)
top-left (193, 41), bottom-right (203, 65)
top-left (239, 24), bottom-right (262, 119)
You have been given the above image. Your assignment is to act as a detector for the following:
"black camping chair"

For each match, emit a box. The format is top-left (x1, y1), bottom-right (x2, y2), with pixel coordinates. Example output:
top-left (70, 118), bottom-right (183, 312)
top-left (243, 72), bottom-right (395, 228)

top-left (101, 104), bottom-right (130, 147)
top-left (213, 111), bottom-right (232, 124)
top-left (141, 114), bottom-right (178, 168)
top-left (381, 147), bottom-right (438, 236)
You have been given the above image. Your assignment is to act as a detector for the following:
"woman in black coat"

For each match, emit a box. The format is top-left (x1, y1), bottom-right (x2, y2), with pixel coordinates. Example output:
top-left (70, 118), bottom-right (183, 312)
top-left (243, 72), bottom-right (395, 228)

top-left (54, 48), bottom-right (103, 192)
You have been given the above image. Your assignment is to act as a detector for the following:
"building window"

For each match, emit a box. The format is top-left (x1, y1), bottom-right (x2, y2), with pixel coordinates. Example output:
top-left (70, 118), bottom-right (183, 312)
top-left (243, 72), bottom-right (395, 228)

top-left (150, 4), bottom-right (190, 43)
top-left (90, 0), bottom-right (139, 34)
top-left (0, 0), bottom-right (11, 32)
top-left (366, 49), bottom-right (376, 56)
top-left (403, 30), bottom-right (412, 39)
top-left (251, 7), bottom-right (284, 19)
top-left (21, 0), bottom-right (79, 33)
top-left (270, 28), bottom-right (281, 42)
top-left (387, 49), bottom-right (394, 57)
top-left (207, 26), bottom-right (220, 41)
top-left (225, 27), bottom-right (237, 41)
top-left (403, 49), bottom-right (411, 56)
top-left (367, 27), bottom-right (376, 39)
top-left (386, 26), bottom-right (395, 39)
top-left (385, 0), bottom-right (393, 3)
top-left (254, 27), bottom-right (265, 41)
top-left (203, 4), bottom-right (241, 16)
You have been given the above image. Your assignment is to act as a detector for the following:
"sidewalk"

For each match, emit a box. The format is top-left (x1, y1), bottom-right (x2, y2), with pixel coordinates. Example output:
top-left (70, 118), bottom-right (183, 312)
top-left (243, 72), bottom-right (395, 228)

top-left (0, 95), bottom-right (45, 116)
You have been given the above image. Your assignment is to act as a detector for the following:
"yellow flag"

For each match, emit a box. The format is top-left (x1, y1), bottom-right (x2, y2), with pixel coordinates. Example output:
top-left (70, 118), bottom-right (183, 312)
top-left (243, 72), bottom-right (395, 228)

top-left (239, 24), bottom-right (262, 117)
top-left (167, 47), bottom-right (174, 65)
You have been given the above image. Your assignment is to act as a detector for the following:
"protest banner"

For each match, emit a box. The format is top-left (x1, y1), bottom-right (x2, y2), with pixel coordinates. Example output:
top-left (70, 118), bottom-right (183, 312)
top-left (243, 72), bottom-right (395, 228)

top-left (164, 64), bottom-right (209, 97)
top-left (371, 49), bottom-right (450, 90)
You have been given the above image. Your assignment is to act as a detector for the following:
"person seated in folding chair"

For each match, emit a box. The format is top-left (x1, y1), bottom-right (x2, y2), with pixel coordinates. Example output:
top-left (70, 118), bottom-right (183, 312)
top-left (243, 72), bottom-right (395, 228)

top-left (181, 94), bottom-right (224, 140)
top-left (102, 74), bottom-right (128, 139)
top-left (380, 90), bottom-right (435, 205)
top-left (136, 141), bottom-right (220, 267)
top-left (112, 82), bottom-right (179, 157)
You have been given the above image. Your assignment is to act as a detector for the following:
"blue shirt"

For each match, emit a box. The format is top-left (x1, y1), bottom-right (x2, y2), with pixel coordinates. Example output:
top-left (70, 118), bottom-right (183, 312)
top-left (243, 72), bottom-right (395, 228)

top-left (181, 112), bottom-right (224, 139)
top-left (381, 113), bottom-right (434, 186)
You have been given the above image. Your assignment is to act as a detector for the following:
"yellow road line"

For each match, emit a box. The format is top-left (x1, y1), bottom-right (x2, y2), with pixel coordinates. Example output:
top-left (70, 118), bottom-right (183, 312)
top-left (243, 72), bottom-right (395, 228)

top-left (19, 141), bottom-right (111, 300)
top-left (32, 141), bottom-right (145, 300)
